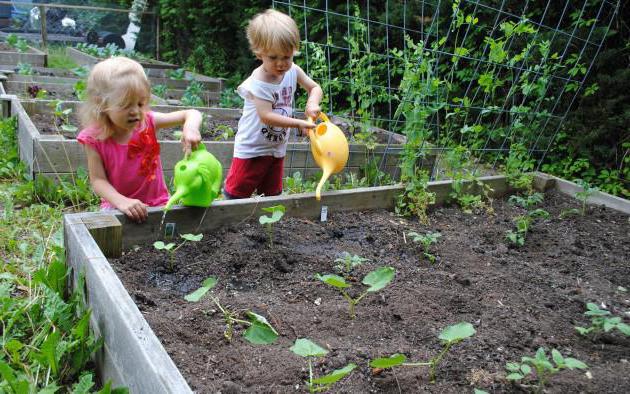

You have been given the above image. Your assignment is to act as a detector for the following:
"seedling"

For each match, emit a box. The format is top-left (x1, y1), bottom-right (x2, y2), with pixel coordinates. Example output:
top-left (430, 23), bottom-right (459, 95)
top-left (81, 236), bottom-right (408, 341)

top-left (574, 179), bottom-right (598, 215)
top-left (6, 33), bottom-right (29, 52)
top-left (185, 276), bottom-right (278, 344)
top-left (370, 322), bottom-right (476, 383)
top-left (213, 124), bottom-right (235, 141)
top-left (259, 204), bottom-right (285, 247)
top-left (505, 347), bottom-right (588, 393)
top-left (166, 68), bottom-right (187, 80)
top-left (181, 80), bottom-right (205, 107)
top-left (505, 208), bottom-right (549, 247)
top-left (290, 338), bottom-right (356, 393)
top-left (152, 84), bottom-right (168, 98)
top-left (73, 79), bottom-right (87, 101)
top-left (50, 100), bottom-right (78, 134)
top-left (408, 231), bottom-right (442, 263)
top-left (17, 62), bottom-right (33, 75)
top-left (27, 85), bottom-right (48, 99)
top-left (153, 233), bottom-right (202, 271)
top-left (316, 266), bottom-right (395, 318)
top-left (575, 302), bottom-right (630, 337)
top-left (508, 192), bottom-right (543, 209)
top-left (334, 252), bottom-right (369, 277)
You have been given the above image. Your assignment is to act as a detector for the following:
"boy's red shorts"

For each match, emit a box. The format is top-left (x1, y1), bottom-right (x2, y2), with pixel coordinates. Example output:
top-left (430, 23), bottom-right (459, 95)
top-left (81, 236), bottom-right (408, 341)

top-left (224, 156), bottom-right (284, 198)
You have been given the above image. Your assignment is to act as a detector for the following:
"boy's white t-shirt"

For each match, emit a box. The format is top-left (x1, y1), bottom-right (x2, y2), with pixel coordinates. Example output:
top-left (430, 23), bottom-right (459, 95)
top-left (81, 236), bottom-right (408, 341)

top-left (234, 64), bottom-right (298, 159)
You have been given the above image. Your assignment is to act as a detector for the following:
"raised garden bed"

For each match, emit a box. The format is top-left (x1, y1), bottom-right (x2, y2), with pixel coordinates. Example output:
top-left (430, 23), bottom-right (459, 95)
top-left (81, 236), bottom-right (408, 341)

top-left (63, 174), bottom-right (630, 392)
top-left (0, 42), bottom-right (47, 67)
top-left (66, 46), bottom-right (178, 70)
top-left (3, 97), bottom-right (412, 182)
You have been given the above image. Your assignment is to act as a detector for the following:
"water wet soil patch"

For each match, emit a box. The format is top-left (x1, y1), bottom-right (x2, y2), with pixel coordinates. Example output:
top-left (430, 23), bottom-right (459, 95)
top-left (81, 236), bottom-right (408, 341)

top-left (110, 191), bottom-right (630, 393)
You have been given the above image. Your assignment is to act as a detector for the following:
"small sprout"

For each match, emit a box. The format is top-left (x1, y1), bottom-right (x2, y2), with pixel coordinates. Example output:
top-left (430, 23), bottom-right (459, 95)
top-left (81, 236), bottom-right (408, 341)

top-left (316, 266), bottom-right (395, 318)
top-left (408, 231), bottom-right (441, 263)
top-left (575, 302), bottom-right (630, 337)
top-left (290, 338), bottom-right (356, 393)
top-left (334, 252), bottom-right (369, 277)
top-left (74, 79), bottom-right (87, 101)
top-left (185, 276), bottom-right (278, 344)
top-left (505, 348), bottom-right (588, 392)
top-left (153, 233), bottom-right (203, 271)
top-left (505, 209), bottom-right (549, 247)
top-left (508, 192), bottom-right (543, 209)
top-left (574, 179), bottom-right (598, 215)
top-left (213, 124), bottom-right (235, 141)
top-left (370, 322), bottom-right (476, 383)
top-left (259, 204), bottom-right (285, 247)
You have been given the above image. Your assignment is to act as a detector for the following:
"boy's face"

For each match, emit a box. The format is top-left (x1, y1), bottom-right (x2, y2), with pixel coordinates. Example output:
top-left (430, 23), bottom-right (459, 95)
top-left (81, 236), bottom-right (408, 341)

top-left (258, 49), bottom-right (294, 78)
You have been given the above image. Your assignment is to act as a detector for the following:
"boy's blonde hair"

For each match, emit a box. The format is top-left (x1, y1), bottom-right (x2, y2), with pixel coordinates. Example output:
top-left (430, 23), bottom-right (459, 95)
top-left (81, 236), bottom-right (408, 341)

top-left (247, 9), bottom-right (300, 56)
top-left (80, 56), bottom-right (151, 139)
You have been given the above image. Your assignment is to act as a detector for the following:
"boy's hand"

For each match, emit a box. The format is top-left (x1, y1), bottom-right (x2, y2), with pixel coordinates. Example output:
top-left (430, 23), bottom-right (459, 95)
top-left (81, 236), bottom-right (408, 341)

top-left (117, 198), bottom-right (148, 223)
top-left (298, 119), bottom-right (316, 137)
top-left (305, 103), bottom-right (321, 120)
top-left (181, 128), bottom-right (202, 156)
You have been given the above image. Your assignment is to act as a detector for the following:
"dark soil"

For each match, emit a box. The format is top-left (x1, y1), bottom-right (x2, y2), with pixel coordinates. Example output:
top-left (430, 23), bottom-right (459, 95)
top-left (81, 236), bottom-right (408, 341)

top-left (110, 191), bottom-right (630, 393)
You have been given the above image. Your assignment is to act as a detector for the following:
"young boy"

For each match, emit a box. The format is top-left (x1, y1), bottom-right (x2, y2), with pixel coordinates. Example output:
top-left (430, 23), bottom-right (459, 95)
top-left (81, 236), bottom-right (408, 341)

top-left (223, 9), bottom-right (323, 199)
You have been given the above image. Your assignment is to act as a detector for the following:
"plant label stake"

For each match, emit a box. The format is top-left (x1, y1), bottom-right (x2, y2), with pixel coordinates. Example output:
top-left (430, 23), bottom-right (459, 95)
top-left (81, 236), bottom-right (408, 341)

top-left (164, 222), bottom-right (176, 238)
top-left (320, 205), bottom-right (328, 222)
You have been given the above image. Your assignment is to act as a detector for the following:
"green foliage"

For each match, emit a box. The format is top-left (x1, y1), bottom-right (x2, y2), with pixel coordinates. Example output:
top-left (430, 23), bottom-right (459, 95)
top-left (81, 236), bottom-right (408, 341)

top-left (259, 204), bottom-right (285, 247)
top-left (574, 179), bottom-right (598, 216)
top-left (316, 266), bottom-right (395, 319)
top-left (575, 303), bottom-right (630, 337)
top-left (0, 117), bottom-right (27, 181)
top-left (16, 62), bottom-right (33, 75)
top-left (219, 88), bottom-right (244, 108)
top-left (213, 124), bottom-right (235, 141)
top-left (6, 33), bottom-right (29, 52)
top-left (505, 348), bottom-right (588, 392)
top-left (75, 43), bottom-right (145, 61)
top-left (504, 143), bottom-right (535, 192)
top-left (408, 231), bottom-right (442, 263)
top-left (508, 192), bottom-right (543, 209)
top-left (506, 208), bottom-right (549, 247)
top-left (180, 80), bottom-right (205, 107)
top-left (166, 68), bottom-right (187, 80)
top-left (334, 252), bottom-right (369, 277)
top-left (396, 169), bottom-right (435, 224)
top-left (153, 233), bottom-right (203, 271)
top-left (152, 84), bottom-right (168, 99)
top-left (290, 338), bottom-right (356, 393)
top-left (369, 322), bottom-right (476, 383)
top-left (185, 276), bottom-right (278, 344)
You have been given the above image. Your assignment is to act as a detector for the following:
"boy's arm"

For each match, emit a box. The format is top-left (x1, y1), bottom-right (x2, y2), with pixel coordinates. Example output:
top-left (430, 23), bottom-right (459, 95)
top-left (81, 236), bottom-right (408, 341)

top-left (295, 64), bottom-right (323, 120)
top-left (153, 110), bottom-right (202, 155)
top-left (252, 97), bottom-right (314, 130)
top-left (85, 146), bottom-right (148, 222)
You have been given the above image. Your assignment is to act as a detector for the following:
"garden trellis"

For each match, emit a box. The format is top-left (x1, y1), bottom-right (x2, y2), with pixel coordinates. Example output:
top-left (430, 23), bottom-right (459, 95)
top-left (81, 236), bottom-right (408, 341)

top-left (273, 0), bottom-right (619, 184)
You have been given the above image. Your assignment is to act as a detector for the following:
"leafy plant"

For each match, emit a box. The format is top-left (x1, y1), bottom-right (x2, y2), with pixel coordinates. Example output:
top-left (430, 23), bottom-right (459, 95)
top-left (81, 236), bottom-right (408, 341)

top-left (27, 85), bottom-right (48, 99)
top-left (504, 143), bottom-right (535, 193)
top-left (49, 100), bottom-right (78, 134)
top-left (6, 33), bottom-right (29, 52)
top-left (290, 338), bottom-right (356, 393)
top-left (408, 231), bottom-right (442, 263)
top-left (166, 68), bottom-right (187, 80)
top-left (506, 208), bottom-right (549, 247)
top-left (316, 266), bottom-right (395, 318)
top-left (185, 276), bottom-right (278, 344)
top-left (219, 88), bottom-right (244, 108)
top-left (396, 168), bottom-right (436, 224)
top-left (508, 192), bottom-right (543, 209)
top-left (334, 252), bottom-right (369, 277)
top-left (181, 80), bottom-right (205, 107)
top-left (575, 302), bottom-right (630, 337)
top-left (574, 179), bottom-right (598, 216)
top-left (259, 205), bottom-right (285, 247)
top-left (213, 124), bottom-right (235, 141)
top-left (370, 322), bottom-right (476, 383)
top-left (505, 348), bottom-right (588, 393)
top-left (17, 62), bottom-right (33, 75)
top-left (152, 84), bottom-right (168, 99)
top-left (73, 80), bottom-right (87, 101)
top-left (153, 233), bottom-right (202, 271)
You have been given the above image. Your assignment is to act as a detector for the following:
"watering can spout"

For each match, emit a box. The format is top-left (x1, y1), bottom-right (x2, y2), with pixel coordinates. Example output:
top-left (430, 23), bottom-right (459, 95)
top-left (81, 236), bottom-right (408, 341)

top-left (164, 188), bottom-right (187, 211)
top-left (315, 168), bottom-right (332, 201)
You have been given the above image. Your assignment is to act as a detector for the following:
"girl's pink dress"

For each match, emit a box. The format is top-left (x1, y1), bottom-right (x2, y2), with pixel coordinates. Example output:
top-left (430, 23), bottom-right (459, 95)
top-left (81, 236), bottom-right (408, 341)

top-left (77, 112), bottom-right (169, 209)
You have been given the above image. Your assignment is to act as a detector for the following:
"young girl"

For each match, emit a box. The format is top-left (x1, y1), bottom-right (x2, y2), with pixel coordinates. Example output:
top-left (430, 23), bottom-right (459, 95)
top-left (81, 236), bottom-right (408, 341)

top-left (78, 56), bottom-right (202, 223)
top-left (223, 9), bottom-right (323, 199)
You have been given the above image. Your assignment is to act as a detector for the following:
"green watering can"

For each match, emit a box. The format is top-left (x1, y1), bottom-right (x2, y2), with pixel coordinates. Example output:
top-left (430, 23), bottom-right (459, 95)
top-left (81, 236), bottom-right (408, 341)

top-left (164, 143), bottom-right (223, 210)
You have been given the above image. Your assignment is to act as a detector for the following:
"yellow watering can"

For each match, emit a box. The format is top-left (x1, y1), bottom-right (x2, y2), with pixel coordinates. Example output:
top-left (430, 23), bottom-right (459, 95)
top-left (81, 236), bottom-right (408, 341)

top-left (308, 113), bottom-right (349, 200)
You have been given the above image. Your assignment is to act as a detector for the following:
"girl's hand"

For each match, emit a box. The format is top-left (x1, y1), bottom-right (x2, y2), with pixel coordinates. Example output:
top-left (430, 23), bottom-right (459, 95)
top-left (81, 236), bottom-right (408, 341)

top-left (181, 128), bottom-right (202, 156)
top-left (305, 103), bottom-right (321, 120)
top-left (117, 198), bottom-right (148, 223)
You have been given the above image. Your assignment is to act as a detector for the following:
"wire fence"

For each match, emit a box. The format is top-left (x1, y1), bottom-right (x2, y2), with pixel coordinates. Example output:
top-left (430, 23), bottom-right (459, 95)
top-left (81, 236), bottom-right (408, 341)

top-left (273, 0), bottom-right (619, 184)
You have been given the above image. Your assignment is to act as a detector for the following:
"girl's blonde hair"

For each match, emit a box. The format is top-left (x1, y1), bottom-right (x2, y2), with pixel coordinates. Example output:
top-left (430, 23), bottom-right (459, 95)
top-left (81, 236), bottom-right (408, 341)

top-left (80, 56), bottom-right (151, 139)
top-left (247, 9), bottom-right (300, 56)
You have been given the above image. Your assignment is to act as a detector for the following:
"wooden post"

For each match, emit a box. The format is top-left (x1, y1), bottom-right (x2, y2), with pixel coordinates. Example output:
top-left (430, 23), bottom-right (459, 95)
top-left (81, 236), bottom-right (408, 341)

top-left (82, 214), bottom-right (123, 258)
top-left (39, 5), bottom-right (48, 57)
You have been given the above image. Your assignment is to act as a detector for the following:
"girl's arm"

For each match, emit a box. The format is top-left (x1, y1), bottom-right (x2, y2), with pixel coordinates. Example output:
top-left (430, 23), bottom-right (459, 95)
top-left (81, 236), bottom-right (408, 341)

top-left (153, 109), bottom-right (202, 155)
top-left (84, 146), bottom-right (148, 222)
top-left (295, 64), bottom-right (323, 120)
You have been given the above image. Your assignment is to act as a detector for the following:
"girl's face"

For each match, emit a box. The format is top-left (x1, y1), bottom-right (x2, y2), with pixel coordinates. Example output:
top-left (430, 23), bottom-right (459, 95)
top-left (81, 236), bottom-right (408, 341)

top-left (107, 93), bottom-right (149, 135)
top-left (258, 49), bottom-right (294, 79)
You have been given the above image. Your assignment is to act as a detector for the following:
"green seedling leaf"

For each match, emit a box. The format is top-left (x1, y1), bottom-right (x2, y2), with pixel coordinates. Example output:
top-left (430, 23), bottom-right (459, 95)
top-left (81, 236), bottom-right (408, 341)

top-left (181, 233), bottom-right (203, 242)
top-left (362, 266), bottom-right (395, 292)
top-left (153, 241), bottom-right (175, 250)
top-left (551, 349), bottom-right (564, 366)
top-left (564, 358), bottom-right (588, 370)
top-left (311, 363), bottom-right (357, 384)
top-left (438, 322), bottom-right (476, 343)
top-left (259, 205), bottom-right (285, 224)
top-left (474, 390), bottom-right (489, 394)
top-left (291, 338), bottom-right (328, 358)
top-left (506, 372), bottom-right (525, 380)
top-left (584, 302), bottom-right (610, 316)
top-left (243, 312), bottom-right (278, 344)
top-left (370, 353), bottom-right (407, 368)
top-left (184, 276), bottom-right (218, 302)
top-left (505, 362), bottom-right (521, 372)
top-left (316, 273), bottom-right (350, 289)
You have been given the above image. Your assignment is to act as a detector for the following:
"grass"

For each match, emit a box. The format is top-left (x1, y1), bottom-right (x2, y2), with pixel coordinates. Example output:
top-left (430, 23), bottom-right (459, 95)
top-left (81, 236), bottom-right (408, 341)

top-left (46, 44), bottom-right (79, 69)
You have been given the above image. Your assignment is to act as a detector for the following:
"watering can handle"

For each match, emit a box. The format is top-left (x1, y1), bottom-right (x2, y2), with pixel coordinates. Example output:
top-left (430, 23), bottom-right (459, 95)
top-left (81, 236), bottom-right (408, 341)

top-left (307, 113), bottom-right (330, 124)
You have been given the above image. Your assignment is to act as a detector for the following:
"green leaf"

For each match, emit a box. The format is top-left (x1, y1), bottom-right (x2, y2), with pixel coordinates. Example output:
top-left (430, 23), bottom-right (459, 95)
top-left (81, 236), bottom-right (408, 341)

top-left (153, 241), bottom-right (175, 250)
top-left (505, 372), bottom-right (524, 380)
top-left (38, 383), bottom-right (61, 394)
top-left (362, 266), bottom-right (395, 292)
top-left (520, 364), bottom-right (532, 375)
top-left (575, 326), bottom-right (591, 335)
top-left (370, 353), bottom-right (407, 368)
top-left (184, 276), bottom-right (218, 302)
top-left (290, 338), bottom-right (328, 358)
top-left (316, 274), bottom-right (350, 289)
top-left (71, 373), bottom-right (95, 394)
top-left (564, 358), bottom-right (588, 370)
top-left (243, 312), bottom-right (278, 345)
top-left (551, 349), bottom-right (564, 366)
top-left (474, 390), bottom-right (489, 394)
top-left (438, 322), bottom-right (476, 343)
top-left (617, 323), bottom-right (630, 336)
top-left (311, 363), bottom-right (356, 384)
top-left (41, 330), bottom-right (61, 376)
top-left (0, 359), bottom-right (30, 394)
top-left (261, 205), bottom-right (286, 214)
top-left (505, 362), bottom-right (521, 372)
top-left (180, 233), bottom-right (203, 242)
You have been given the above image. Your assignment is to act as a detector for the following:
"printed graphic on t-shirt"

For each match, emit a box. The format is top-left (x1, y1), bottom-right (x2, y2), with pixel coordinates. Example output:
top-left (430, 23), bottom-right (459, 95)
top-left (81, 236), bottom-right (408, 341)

top-left (261, 87), bottom-right (293, 143)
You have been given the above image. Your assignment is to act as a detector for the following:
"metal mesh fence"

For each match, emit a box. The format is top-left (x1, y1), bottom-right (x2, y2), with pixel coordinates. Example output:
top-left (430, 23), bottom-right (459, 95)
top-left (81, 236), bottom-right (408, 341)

top-left (273, 0), bottom-right (619, 184)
